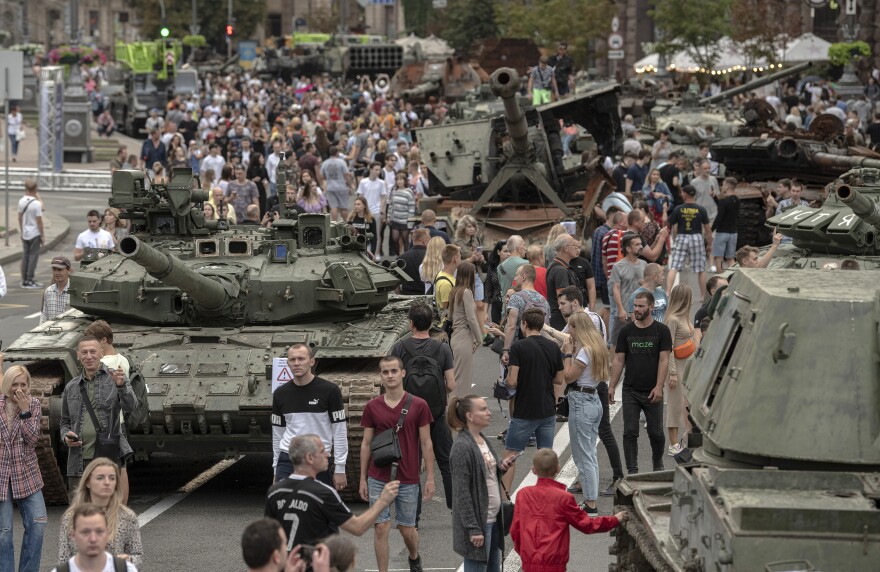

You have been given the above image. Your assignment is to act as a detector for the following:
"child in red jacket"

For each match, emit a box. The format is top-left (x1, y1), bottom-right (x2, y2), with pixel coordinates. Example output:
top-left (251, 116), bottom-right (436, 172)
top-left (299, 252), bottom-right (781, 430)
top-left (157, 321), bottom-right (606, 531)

top-left (510, 449), bottom-right (628, 572)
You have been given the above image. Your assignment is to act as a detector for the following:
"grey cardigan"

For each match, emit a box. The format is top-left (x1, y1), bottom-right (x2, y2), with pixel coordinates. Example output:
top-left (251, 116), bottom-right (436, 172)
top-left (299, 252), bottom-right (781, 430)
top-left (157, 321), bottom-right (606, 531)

top-left (450, 429), bottom-right (505, 562)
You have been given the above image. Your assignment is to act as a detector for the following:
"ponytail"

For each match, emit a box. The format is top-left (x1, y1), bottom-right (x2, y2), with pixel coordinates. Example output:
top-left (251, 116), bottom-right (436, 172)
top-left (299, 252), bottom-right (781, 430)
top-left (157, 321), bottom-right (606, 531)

top-left (446, 395), bottom-right (481, 432)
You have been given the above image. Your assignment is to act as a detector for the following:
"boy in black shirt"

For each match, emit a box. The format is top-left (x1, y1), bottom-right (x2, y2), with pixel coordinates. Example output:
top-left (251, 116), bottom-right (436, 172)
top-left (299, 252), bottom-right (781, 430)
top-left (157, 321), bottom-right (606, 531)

top-left (712, 177), bottom-right (740, 271)
top-left (609, 291), bottom-right (672, 474)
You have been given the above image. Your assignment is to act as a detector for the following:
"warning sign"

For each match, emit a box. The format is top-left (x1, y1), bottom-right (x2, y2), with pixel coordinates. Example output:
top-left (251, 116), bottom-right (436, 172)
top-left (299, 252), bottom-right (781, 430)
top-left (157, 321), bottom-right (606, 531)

top-left (272, 357), bottom-right (293, 392)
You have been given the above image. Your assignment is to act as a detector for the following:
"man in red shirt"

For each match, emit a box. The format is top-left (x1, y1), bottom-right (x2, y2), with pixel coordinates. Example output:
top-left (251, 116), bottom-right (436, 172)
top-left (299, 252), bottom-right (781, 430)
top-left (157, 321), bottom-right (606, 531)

top-left (511, 449), bottom-right (626, 572)
top-left (525, 245), bottom-right (547, 298)
top-left (601, 212), bottom-right (629, 278)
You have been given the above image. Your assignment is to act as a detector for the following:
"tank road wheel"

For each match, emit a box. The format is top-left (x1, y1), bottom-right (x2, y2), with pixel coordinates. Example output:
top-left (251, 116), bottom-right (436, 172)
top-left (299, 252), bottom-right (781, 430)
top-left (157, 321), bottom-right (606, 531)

top-left (320, 360), bottom-right (382, 502)
top-left (27, 362), bottom-right (70, 505)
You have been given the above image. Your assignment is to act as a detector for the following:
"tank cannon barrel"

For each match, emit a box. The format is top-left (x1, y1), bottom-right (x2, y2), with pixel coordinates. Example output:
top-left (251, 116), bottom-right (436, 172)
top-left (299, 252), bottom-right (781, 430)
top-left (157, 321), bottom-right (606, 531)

top-left (402, 78), bottom-right (440, 99)
top-left (489, 67), bottom-right (530, 156)
top-left (836, 183), bottom-right (880, 232)
top-left (119, 236), bottom-right (229, 311)
top-left (699, 61), bottom-right (812, 106)
top-left (812, 152), bottom-right (880, 171)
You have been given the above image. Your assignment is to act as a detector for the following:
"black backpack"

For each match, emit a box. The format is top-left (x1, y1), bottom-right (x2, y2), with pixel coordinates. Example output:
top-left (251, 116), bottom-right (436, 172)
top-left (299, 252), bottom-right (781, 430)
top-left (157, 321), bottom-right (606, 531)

top-left (399, 337), bottom-right (448, 420)
top-left (58, 556), bottom-right (127, 572)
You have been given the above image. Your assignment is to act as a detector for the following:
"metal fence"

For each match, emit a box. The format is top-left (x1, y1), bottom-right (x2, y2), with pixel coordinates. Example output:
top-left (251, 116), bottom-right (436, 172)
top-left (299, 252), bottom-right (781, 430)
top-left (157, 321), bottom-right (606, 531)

top-left (1, 167), bottom-right (112, 192)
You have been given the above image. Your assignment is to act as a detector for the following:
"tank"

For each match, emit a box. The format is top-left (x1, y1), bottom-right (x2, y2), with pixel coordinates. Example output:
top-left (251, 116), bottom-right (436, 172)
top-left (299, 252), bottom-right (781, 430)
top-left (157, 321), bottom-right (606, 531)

top-left (413, 67), bottom-right (622, 241)
top-left (391, 55), bottom-right (483, 103)
top-left (4, 165), bottom-right (420, 504)
top-left (611, 170), bottom-right (880, 571)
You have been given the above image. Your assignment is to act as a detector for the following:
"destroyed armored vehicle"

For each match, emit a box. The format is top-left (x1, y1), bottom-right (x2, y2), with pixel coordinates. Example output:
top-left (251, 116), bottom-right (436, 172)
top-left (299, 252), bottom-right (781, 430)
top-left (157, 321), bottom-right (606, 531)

top-left (4, 166), bottom-right (417, 504)
top-left (390, 55), bottom-right (483, 103)
top-left (611, 168), bottom-right (880, 571)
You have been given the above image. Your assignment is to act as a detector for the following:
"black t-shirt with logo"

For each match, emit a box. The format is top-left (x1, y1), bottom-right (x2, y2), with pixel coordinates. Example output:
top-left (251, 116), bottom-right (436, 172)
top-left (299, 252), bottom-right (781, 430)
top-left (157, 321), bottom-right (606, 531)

top-left (266, 474), bottom-right (352, 548)
top-left (509, 335), bottom-right (563, 419)
top-left (668, 203), bottom-right (710, 235)
top-left (615, 320), bottom-right (673, 392)
top-left (712, 195), bottom-right (740, 233)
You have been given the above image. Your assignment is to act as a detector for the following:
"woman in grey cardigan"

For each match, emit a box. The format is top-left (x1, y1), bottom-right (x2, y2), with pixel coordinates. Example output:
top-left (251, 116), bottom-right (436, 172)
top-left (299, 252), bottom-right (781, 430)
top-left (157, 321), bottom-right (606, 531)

top-left (449, 395), bottom-right (516, 572)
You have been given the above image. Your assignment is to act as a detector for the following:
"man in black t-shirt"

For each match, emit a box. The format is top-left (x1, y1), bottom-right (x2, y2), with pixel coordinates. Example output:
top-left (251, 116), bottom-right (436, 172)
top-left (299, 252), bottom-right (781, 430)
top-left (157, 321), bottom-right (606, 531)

top-left (266, 435), bottom-right (398, 549)
top-left (546, 234), bottom-right (582, 329)
top-left (666, 185), bottom-right (712, 297)
top-left (711, 177), bottom-right (740, 271)
top-left (502, 307), bottom-right (565, 491)
top-left (609, 291), bottom-right (672, 474)
top-left (867, 113), bottom-right (880, 150)
top-left (693, 275), bottom-right (728, 329)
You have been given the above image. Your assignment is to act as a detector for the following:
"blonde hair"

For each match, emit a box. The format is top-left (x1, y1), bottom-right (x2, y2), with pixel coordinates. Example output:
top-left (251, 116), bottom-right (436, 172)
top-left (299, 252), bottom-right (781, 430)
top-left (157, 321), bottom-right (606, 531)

top-left (665, 284), bottom-right (693, 322)
top-left (454, 215), bottom-right (479, 240)
top-left (422, 236), bottom-right (447, 282)
top-left (2, 365), bottom-right (31, 397)
top-left (65, 458), bottom-right (133, 543)
top-left (566, 312), bottom-right (609, 381)
top-left (544, 224), bottom-right (568, 248)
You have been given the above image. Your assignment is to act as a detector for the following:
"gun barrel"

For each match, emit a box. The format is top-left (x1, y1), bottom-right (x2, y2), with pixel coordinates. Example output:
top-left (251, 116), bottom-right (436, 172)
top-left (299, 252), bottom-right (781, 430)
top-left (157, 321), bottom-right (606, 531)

top-left (812, 152), bottom-right (880, 172)
top-left (402, 79), bottom-right (440, 99)
top-left (836, 184), bottom-right (880, 231)
top-left (699, 62), bottom-right (812, 105)
top-left (119, 236), bottom-right (229, 311)
top-left (489, 67), bottom-right (530, 156)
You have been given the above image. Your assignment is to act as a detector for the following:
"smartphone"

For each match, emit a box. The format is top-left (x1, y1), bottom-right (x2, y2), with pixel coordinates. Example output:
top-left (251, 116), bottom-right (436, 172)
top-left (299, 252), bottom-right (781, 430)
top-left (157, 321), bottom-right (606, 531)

top-left (300, 544), bottom-right (316, 564)
top-left (68, 433), bottom-right (81, 443)
top-left (476, 245), bottom-right (483, 253)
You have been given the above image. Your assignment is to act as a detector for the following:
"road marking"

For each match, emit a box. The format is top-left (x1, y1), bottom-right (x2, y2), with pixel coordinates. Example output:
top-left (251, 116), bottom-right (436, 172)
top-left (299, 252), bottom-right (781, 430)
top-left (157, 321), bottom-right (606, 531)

top-left (25, 311), bottom-right (42, 319)
top-left (137, 457), bottom-right (242, 528)
top-left (366, 569), bottom-right (456, 571)
top-left (0, 303), bottom-right (29, 309)
top-left (454, 384), bottom-right (623, 572)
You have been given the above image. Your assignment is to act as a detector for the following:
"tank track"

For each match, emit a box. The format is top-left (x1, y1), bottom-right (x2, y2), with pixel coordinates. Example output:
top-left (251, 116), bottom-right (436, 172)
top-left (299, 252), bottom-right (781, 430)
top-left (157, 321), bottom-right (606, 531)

top-left (28, 363), bottom-right (70, 505)
top-left (609, 506), bottom-right (675, 572)
top-left (320, 360), bottom-right (382, 503)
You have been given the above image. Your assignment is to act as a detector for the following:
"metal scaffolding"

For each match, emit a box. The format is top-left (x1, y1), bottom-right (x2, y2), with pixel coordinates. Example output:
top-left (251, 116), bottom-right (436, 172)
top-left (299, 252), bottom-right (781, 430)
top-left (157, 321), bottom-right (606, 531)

top-left (38, 66), bottom-right (64, 189)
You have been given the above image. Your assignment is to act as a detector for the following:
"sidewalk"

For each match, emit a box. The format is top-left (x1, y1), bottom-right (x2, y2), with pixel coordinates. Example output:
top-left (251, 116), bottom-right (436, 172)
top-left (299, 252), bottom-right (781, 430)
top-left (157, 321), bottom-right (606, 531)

top-left (0, 206), bottom-right (70, 267)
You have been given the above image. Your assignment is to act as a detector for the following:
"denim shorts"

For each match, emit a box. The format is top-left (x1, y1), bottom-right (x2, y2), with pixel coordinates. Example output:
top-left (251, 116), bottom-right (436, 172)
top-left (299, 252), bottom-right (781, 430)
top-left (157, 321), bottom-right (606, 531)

top-left (368, 477), bottom-right (420, 527)
top-left (474, 273), bottom-right (485, 302)
top-left (712, 232), bottom-right (738, 259)
top-left (504, 416), bottom-right (556, 452)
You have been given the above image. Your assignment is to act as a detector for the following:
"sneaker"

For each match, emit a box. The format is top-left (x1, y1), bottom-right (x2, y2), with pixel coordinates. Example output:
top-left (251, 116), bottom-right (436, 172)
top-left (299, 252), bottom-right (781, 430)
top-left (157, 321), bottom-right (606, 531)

top-left (579, 502), bottom-right (599, 517)
top-left (668, 443), bottom-right (684, 456)
top-left (527, 436), bottom-right (537, 447)
top-left (600, 480), bottom-right (620, 496)
top-left (30, 281), bottom-right (43, 288)
top-left (408, 555), bottom-right (423, 572)
top-left (556, 414), bottom-right (568, 422)
top-left (497, 429), bottom-right (508, 441)
top-left (567, 482), bottom-right (582, 493)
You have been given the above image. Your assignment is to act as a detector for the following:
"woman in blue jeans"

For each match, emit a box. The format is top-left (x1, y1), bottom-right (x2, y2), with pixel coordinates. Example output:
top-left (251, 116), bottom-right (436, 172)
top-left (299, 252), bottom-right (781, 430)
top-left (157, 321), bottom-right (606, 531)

top-left (562, 312), bottom-right (609, 517)
top-left (449, 395), bottom-right (516, 572)
top-left (0, 365), bottom-right (47, 572)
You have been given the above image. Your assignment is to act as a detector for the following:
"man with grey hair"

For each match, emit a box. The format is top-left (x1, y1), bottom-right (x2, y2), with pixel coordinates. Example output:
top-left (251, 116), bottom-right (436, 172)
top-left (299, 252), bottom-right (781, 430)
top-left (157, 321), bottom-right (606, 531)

top-left (546, 233), bottom-right (582, 329)
top-left (498, 235), bottom-right (528, 299)
top-left (266, 434), bottom-right (399, 549)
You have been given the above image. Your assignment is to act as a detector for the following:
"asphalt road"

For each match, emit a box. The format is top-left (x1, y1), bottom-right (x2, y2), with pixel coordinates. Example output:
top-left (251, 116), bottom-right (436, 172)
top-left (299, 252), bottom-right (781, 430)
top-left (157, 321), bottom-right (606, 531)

top-left (4, 190), bottom-right (697, 571)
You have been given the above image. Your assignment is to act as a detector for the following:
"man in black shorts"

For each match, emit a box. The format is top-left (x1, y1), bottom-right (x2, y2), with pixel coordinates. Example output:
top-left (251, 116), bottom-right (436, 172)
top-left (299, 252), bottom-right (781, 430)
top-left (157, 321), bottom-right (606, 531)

top-left (608, 291), bottom-right (672, 474)
top-left (266, 434), bottom-right (399, 549)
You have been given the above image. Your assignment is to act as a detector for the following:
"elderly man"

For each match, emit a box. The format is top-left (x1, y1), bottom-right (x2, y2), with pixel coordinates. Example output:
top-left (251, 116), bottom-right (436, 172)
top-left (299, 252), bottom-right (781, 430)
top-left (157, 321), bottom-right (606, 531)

top-left (546, 233), bottom-right (582, 329)
top-left (498, 235), bottom-right (528, 300)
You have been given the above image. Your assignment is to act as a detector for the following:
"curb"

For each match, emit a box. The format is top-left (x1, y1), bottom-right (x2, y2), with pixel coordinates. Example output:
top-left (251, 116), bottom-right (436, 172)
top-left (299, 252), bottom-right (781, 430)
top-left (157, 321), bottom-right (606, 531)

top-left (0, 213), bottom-right (71, 267)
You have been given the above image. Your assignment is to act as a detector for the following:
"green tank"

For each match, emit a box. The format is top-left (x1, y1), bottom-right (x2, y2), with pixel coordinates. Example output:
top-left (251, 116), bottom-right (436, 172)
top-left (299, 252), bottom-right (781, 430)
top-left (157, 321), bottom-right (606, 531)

top-left (5, 165), bottom-right (418, 504)
top-left (611, 170), bottom-right (880, 570)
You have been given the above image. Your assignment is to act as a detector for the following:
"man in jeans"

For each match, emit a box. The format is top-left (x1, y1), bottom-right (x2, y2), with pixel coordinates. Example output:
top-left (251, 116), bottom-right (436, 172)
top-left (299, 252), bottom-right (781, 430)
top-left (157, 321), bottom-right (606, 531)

top-left (609, 291), bottom-right (672, 474)
top-left (501, 308), bottom-right (565, 491)
top-left (17, 179), bottom-right (43, 289)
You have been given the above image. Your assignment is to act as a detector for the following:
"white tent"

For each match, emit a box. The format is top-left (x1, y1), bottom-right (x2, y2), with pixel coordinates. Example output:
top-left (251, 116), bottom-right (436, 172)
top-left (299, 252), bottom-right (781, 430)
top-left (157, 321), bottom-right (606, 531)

top-left (781, 33), bottom-right (831, 63)
top-left (634, 37), bottom-right (764, 74)
top-left (633, 50), bottom-right (701, 74)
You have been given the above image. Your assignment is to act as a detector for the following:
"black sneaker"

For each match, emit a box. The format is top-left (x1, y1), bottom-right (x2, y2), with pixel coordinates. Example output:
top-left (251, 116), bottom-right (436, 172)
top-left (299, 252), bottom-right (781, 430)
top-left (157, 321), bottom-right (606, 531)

top-left (30, 281), bottom-right (43, 288)
top-left (600, 479), bottom-right (620, 496)
top-left (527, 436), bottom-right (537, 447)
top-left (567, 481), bottom-right (582, 493)
top-left (497, 429), bottom-right (508, 441)
top-left (579, 502), bottom-right (599, 517)
top-left (409, 555), bottom-right (423, 572)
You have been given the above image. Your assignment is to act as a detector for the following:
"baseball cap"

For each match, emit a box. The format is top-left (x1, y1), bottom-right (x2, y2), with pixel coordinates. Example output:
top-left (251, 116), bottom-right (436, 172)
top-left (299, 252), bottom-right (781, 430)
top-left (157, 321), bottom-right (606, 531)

top-left (51, 255), bottom-right (71, 269)
top-left (682, 185), bottom-right (697, 197)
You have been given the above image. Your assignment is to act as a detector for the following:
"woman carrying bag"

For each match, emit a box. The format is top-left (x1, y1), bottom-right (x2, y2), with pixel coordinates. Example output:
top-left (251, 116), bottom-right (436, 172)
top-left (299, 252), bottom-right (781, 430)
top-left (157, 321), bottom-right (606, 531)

top-left (664, 284), bottom-right (696, 457)
top-left (449, 395), bottom-right (516, 572)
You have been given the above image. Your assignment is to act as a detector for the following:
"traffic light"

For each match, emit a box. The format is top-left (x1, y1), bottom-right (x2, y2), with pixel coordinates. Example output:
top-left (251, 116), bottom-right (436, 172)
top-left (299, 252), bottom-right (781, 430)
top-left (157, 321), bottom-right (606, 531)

top-left (160, 26), bottom-right (170, 38)
top-left (226, 24), bottom-right (234, 37)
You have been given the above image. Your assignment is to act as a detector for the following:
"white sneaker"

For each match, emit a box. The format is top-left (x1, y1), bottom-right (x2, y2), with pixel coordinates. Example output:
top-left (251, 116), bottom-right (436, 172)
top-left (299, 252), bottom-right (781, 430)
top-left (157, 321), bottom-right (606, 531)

top-left (668, 443), bottom-right (684, 456)
top-left (709, 265), bottom-right (718, 272)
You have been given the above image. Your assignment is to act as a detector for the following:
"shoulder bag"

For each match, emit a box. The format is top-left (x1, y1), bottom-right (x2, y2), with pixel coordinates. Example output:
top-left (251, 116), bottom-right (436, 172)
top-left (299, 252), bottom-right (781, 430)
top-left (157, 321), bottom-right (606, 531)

top-left (370, 394), bottom-right (414, 468)
top-left (673, 322), bottom-right (696, 360)
top-left (80, 383), bottom-right (121, 461)
top-left (497, 479), bottom-right (515, 536)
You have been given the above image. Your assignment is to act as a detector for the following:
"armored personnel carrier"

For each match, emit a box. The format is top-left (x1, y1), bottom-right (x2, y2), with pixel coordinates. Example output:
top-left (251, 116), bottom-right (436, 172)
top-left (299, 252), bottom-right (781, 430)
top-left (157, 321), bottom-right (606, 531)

top-left (611, 169), bottom-right (880, 571)
top-left (5, 166), bottom-right (416, 504)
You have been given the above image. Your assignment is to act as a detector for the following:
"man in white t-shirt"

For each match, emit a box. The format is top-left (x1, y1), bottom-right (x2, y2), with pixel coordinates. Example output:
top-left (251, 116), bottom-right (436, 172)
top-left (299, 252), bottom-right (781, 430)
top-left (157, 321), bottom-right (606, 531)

top-left (74, 210), bottom-right (116, 262)
top-left (356, 162), bottom-right (389, 257)
top-left (52, 504), bottom-right (138, 572)
top-left (17, 178), bottom-right (44, 288)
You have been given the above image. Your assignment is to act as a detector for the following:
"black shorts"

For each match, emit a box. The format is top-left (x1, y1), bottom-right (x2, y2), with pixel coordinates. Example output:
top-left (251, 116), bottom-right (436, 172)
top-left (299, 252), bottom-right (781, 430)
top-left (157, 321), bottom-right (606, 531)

top-left (390, 222), bottom-right (409, 231)
top-left (597, 283), bottom-right (610, 306)
top-left (557, 81), bottom-right (570, 96)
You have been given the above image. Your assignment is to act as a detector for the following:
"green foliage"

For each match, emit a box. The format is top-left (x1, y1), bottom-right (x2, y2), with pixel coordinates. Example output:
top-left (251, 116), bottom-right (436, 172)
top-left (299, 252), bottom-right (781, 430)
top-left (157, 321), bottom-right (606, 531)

top-left (442, 0), bottom-right (499, 53)
top-left (403, 0), bottom-right (432, 36)
top-left (133, 0), bottom-right (266, 52)
top-left (183, 35), bottom-right (207, 48)
top-left (828, 41), bottom-right (871, 67)
top-left (650, 0), bottom-right (731, 71)
top-left (730, 0), bottom-right (799, 66)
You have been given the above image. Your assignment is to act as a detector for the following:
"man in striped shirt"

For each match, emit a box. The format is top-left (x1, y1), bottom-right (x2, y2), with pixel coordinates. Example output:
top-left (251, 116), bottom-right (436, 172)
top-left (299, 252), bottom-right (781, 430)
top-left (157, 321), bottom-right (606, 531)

top-left (601, 213), bottom-right (628, 279)
top-left (40, 256), bottom-right (71, 324)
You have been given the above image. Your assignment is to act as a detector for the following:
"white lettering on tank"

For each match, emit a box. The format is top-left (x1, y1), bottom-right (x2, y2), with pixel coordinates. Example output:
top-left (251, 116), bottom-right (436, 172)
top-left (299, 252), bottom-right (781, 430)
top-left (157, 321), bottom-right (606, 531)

top-left (808, 212), bottom-right (833, 224)
top-left (778, 208), bottom-right (808, 221)
top-left (838, 213), bottom-right (857, 227)
top-left (793, 210), bottom-right (812, 221)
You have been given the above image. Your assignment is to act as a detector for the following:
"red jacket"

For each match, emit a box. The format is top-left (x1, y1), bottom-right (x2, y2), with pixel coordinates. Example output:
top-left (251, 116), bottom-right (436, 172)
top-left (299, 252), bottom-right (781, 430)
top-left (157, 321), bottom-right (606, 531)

top-left (511, 478), bottom-right (620, 572)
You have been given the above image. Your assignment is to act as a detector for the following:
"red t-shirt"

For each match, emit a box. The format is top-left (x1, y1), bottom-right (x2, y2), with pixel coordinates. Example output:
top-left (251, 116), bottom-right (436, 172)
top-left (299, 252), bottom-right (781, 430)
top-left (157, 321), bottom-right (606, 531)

top-left (534, 266), bottom-right (548, 298)
top-left (601, 230), bottom-right (624, 279)
top-left (361, 392), bottom-right (433, 484)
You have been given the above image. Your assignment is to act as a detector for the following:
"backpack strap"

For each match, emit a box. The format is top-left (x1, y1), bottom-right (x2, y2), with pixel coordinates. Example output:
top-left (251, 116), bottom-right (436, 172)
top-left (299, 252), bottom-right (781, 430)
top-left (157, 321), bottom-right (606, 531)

top-left (57, 562), bottom-right (70, 572)
top-left (114, 556), bottom-right (128, 572)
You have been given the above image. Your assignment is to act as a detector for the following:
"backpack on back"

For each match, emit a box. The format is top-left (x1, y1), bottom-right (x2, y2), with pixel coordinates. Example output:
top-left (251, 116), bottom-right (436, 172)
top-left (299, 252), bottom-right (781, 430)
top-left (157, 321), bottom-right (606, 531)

top-left (513, 292), bottom-right (548, 341)
top-left (58, 556), bottom-right (127, 572)
top-left (399, 337), bottom-right (448, 420)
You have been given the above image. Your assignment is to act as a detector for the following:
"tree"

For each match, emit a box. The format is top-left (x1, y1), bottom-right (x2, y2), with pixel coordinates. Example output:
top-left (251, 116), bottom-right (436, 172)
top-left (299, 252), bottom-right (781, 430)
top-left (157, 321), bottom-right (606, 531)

top-left (650, 0), bottom-right (732, 71)
top-left (730, 0), bottom-right (801, 66)
top-left (403, 0), bottom-right (432, 37)
top-left (442, 0), bottom-right (499, 53)
top-left (496, 0), bottom-right (615, 65)
top-left (133, 0), bottom-right (266, 54)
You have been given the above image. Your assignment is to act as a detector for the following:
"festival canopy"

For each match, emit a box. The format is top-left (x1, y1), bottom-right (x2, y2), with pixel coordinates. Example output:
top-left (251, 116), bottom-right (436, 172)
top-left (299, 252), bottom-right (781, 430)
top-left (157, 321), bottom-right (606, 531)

top-left (782, 33), bottom-right (831, 63)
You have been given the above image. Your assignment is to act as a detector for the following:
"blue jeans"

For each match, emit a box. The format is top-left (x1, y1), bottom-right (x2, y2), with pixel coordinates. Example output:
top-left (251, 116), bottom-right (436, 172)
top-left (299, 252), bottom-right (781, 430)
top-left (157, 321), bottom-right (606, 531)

top-left (0, 484), bottom-right (46, 572)
top-left (8, 133), bottom-right (19, 157)
top-left (505, 416), bottom-right (555, 452)
top-left (274, 452), bottom-right (333, 486)
top-left (568, 390), bottom-right (602, 501)
top-left (269, 181), bottom-right (277, 198)
top-left (463, 521), bottom-right (501, 572)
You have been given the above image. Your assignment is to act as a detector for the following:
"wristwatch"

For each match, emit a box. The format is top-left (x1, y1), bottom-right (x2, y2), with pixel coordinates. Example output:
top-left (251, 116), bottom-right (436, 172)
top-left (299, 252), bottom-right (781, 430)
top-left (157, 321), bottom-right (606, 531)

top-left (563, 353), bottom-right (573, 358)
top-left (19, 411), bottom-right (32, 420)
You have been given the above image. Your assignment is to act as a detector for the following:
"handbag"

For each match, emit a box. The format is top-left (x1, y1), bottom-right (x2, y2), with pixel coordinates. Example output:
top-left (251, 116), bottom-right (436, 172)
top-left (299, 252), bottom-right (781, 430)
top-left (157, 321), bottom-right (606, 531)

top-left (556, 387), bottom-right (571, 418)
top-left (497, 479), bottom-right (515, 536)
top-left (80, 383), bottom-right (121, 461)
top-left (15, 129), bottom-right (26, 142)
top-left (673, 324), bottom-right (696, 360)
top-left (370, 394), bottom-right (414, 468)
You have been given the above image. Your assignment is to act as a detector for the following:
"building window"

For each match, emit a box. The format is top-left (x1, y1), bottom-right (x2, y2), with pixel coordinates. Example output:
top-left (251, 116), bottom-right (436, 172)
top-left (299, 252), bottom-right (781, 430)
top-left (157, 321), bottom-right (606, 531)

top-left (267, 13), bottom-right (282, 38)
top-left (89, 10), bottom-right (99, 36)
